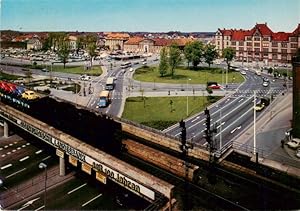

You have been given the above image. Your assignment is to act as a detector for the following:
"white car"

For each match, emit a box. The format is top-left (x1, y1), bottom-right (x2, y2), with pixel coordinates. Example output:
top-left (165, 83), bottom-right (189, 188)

top-left (80, 75), bottom-right (91, 81)
top-left (129, 68), bottom-right (134, 72)
top-left (296, 148), bottom-right (300, 158)
top-left (262, 81), bottom-right (269, 87)
top-left (287, 138), bottom-right (300, 149)
top-left (241, 71), bottom-right (246, 75)
top-left (142, 61), bottom-right (147, 65)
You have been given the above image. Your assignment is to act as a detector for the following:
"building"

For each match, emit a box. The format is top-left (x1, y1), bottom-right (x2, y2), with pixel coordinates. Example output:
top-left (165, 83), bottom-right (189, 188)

top-left (104, 33), bottom-right (130, 50)
top-left (124, 37), bottom-right (192, 54)
top-left (215, 23), bottom-right (300, 64)
top-left (68, 35), bottom-right (78, 51)
top-left (26, 38), bottom-right (42, 50)
top-left (292, 55), bottom-right (300, 138)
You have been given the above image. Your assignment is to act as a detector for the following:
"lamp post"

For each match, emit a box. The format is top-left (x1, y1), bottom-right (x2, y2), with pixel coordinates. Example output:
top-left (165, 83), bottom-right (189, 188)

top-left (39, 162), bottom-right (47, 209)
top-left (186, 78), bottom-right (191, 116)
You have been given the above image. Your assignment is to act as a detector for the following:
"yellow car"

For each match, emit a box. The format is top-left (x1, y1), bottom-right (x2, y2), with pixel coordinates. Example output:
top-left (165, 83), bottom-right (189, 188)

top-left (21, 90), bottom-right (39, 100)
top-left (254, 104), bottom-right (265, 111)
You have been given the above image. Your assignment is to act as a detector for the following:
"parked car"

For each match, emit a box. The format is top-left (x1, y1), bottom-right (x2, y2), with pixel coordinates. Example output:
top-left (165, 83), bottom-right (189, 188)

top-left (240, 71), bottom-right (246, 75)
top-left (41, 68), bottom-right (49, 72)
top-left (296, 148), bottom-right (300, 158)
top-left (21, 90), bottom-right (39, 100)
top-left (286, 138), bottom-right (300, 149)
top-left (142, 61), bottom-right (147, 65)
top-left (80, 75), bottom-right (91, 81)
top-left (262, 81), bottom-right (269, 87)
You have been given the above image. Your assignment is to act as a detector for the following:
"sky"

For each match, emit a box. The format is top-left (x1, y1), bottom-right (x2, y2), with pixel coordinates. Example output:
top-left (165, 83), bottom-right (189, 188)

top-left (1, 0), bottom-right (300, 32)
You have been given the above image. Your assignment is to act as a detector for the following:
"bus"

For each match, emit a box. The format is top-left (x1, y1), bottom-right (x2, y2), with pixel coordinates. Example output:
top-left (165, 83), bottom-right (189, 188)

top-left (120, 62), bottom-right (131, 69)
top-left (97, 90), bottom-right (111, 108)
top-left (105, 77), bottom-right (115, 90)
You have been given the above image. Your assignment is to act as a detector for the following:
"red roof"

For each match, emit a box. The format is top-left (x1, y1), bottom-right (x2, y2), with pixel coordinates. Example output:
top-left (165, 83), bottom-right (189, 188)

top-left (124, 36), bottom-right (144, 45)
top-left (252, 23), bottom-right (273, 36)
top-left (272, 32), bottom-right (291, 41)
top-left (220, 29), bottom-right (233, 36)
top-left (292, 23), bottom-right (300, 35)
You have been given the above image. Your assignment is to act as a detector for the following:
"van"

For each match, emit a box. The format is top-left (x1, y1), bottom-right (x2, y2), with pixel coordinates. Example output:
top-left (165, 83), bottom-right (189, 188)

top-left (255, 70), bottom-right (261, 76)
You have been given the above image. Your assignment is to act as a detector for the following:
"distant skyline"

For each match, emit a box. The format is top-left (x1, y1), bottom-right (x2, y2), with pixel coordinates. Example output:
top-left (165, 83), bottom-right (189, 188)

top-left (1, 0), bottom-right (300, 32)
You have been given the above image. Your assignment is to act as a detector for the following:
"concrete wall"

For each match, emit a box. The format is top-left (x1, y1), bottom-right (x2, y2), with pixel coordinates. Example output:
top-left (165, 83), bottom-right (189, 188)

top-left (121, 122), bottom-right (210, 162)
top-left (124, 139), bottom-right (198, 181)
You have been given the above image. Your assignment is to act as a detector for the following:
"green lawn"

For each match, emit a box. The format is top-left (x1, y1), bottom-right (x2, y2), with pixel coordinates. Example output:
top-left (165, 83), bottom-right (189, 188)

top-left (122, 96), bottom-right (221, 130)
top-left (0, 72), bottom-right (23, 80)
top-left (51, 65), bottom-right (102, 76)
top-left (133, 66), bottom-right (244, 84)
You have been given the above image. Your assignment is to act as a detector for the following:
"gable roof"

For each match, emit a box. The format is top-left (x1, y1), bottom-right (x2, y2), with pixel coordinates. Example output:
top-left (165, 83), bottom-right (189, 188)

top-left (252, 23), bottom-right (273, 36)
top-left (272, 32), bottom-right (291, 41)
top-left (292, 23), bottom-right (300, 36)
top-left (124, 36), bottom-right (144, 45)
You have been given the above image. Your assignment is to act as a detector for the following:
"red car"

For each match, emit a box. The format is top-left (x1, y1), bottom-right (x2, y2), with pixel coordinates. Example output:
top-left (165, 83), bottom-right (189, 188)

top-left (208, 84), bottom-right (222, 89)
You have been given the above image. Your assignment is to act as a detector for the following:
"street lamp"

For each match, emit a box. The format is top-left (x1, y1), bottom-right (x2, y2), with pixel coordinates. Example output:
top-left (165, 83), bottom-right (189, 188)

top-left (39, 162), bottom-right (47, 209)
top-left (186, 78), bottom-right (191, 116)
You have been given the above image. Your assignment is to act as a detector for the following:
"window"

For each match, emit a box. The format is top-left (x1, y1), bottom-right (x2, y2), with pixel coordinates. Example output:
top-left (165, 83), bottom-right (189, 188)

top-left (254, 48), bottom-right (260, 52)
top-left (272, 54), bottom-right (277, 58)
top-left (247, 42), bottom-right (252, 46)
top-left (272, 48), bottom-right (278, 53)
top-left (254, 37), bottom-right (260, 41)
top-left (263, 53), bottom-right (268, 57)
top-left (290, 37), bottom-right (297, 42)
top-left (262, 43), bottom-right (269, 47)
top-left (281, 49), bottom-right (287, 53)
top-left (254, 43), bottom-right (260, 47)
top-left (263, 48), bottom-right (268, 52)
top-left (239, 41), bottom-right (244, 46)
top-left (272, 42), bottom-right (278, 47)
top-left (281, 43), bottom-right (287, 48)
top-left (239, 47), bottom-right (244, 51)
top-left (232, 41), bottom-right (236, 45)
top-left (291, 43), bottom-right (298, 48)
top-left (263, 37), bottom-right (269, 41)
top-left (246, 36), bottom-right (252, 41)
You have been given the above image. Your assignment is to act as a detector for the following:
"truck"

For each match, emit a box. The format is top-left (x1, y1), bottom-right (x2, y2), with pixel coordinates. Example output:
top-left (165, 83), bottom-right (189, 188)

top-left (97, 90), bottom-right (111, 108)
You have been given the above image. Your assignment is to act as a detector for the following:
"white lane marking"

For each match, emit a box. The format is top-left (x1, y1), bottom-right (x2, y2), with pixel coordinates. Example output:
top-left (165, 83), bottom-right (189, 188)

top-left (42, 156), bottom-right (51, 161)
top-left (216, 122), bottom-right (226, 129)
top-left (191, 116), bottom-right (200, 123)
top-left (238, 99), bottom-right (244, 103)
top-left (18, 197), bottom-right (40, 210)
top-left (6, 168), bottom-right (26, 178)
top-left (35, 150), bottom-right (43, 154)
top-left (174, 131), bottom-right (181, 137)
top-left (19, 156), bottom-right (30, 162)
top-left (1, 163), bottom-right (12, 170)
top-left (68, 183), bottom-right (87, 194)
top-left (203, 142), bottom-right (208, 146)
top-left (215, 108), bottom-right (251, 137)
top-left (35, 205), bottom-right (45, 211)
top-left (188, 97), bottom-right (249, 130)
top-left (81, 194), bottom-right (102, 207)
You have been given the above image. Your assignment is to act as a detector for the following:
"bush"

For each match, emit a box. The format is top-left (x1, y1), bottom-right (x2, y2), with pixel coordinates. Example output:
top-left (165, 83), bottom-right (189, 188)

top-left (141, 120), bottom-right (177, 130)
top-left (206, 87), bottom-right (213, 94)
top-left (207, 95), bottom-right (219, 103)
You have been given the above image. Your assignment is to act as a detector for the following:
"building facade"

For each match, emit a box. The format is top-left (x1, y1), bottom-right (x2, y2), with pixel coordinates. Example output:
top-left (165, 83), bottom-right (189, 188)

top-left (215, 23), bottom-right (300, 64)
top-left (26, 38), bottom-right (42, 50)
top-left (292, 55), bottom-right (300, 138)
top-left (104, 33), bottom-right (130, 50)
top-left (124, 37), bottom-right (192, 54)
top-left (68, 35), bottom-right (78, 50)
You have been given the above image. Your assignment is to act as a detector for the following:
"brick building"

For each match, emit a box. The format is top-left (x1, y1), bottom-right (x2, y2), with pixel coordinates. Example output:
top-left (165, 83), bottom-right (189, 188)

top-left (215, 23), bottom-right (300, 64)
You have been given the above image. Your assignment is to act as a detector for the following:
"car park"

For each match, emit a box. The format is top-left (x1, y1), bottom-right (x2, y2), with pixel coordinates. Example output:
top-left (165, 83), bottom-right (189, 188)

top-left (286, 138), bottom-right (300, 149)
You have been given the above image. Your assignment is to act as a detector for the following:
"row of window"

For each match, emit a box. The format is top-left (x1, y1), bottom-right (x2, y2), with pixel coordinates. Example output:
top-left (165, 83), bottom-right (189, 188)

top-left (217, 36), bottom-right (298, 42)
top-left (218, 41), bottom-right (298, 48)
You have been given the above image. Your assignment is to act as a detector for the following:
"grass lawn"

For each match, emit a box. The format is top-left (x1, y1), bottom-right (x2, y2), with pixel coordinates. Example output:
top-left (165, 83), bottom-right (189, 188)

top-left (122, 96), bottom-right (221, 130)
top-left (51, 65), bottom-right (102, 76)
top-left (133, 66), bottom-right (244, 84)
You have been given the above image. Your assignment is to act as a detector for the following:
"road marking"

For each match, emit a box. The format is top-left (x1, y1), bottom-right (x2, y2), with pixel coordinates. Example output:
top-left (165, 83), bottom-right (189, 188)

top-left (238, 99), bottom-right (244, 103)
top-left (1, 163), bottom-right (12, 170)
top-left (42, 156), bottom-right (51, 161)
top-left (216, 122), bottom-right (226, 129)
top-left (18, 197), bottom-right (40, 210)
top-left (82, 194), bottom-right (102, 207)
top-left (35, 205), bottom-right (45, 211)
top-left (19, 156), bottom-right (30, 162)
top-left (6, 168), bottom-right (26, 178)
top-left (203, 142), bottom-right (208, 146)
top-left (68, 183), bottom-right (87, 194)
top-left (191, 116), bottom-right (200, 123)
top-left (17, 204), bottom-right (31, 211)
top-left (35, 150), bottom-right (43, 154)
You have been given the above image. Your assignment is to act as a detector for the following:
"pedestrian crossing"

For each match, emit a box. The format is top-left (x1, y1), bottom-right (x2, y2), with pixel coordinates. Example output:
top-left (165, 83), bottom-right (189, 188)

top-left (231, 89), bottom-right (283, 97)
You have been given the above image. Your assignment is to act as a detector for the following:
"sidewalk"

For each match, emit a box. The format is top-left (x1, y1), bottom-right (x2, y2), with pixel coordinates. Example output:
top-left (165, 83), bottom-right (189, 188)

top-left (233, 92), bottom-right (300, 178)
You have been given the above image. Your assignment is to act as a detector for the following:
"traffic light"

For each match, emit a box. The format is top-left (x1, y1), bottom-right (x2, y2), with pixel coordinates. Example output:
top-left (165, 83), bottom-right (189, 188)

top-left (179, 119), bottom-right (185, 128)
top-left (181, 127), bottom-right (186, 145)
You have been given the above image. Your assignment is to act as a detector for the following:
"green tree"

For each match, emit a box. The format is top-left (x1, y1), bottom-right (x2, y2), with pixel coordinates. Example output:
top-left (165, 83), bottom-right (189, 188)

top-left (184, 42), bottom-right (193, 68)
top-left (168, 43), bottom-right (182, 78)
top-left (222, 47), bottom-right (235, 70)
top-left (159, 47), bottom-right (169, 77)
top-left (204, 44), bottom-right (218, 68)
top-left (87, 43), bottom-right (97, 67)
top-left (57, 41), bottom-right (70, 69)
top-left (76, 35), bottom-right (85, 53)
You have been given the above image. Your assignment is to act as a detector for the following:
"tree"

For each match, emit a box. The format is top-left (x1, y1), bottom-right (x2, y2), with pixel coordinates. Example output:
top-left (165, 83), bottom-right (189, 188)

top-left (25, 70), bottom-right (32, 83)
top-left (87, 43), bottom-right (97, 67)
top-left (168, 43), bottom-right (182, 78)
top-left (204, 44), bottom-right (218, 68)
top-left (222, 47), bottom-right (235, 70)
top-left (159, 47), bottom-right (168, 77)
top-left (57, 41), bottom-right (70, 69)
top-left (76, 35), bottom-right (85, 54)
top-left (184, 41), bottom-right (203, 69)
top-left (184, 42), bottom-right (193, 68)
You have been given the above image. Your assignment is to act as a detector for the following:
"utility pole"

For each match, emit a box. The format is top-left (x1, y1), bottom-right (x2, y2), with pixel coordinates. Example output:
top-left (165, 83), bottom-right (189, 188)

top-left (179, 120), bottom-right (193, 210)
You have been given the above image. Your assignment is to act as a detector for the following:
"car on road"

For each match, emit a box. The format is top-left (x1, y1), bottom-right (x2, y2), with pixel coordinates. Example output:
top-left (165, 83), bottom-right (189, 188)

top-left (129, 68), bottom-right (134, 72)
top-left (286, 138), bottom-right (300, 149)
top-left (254, 103), bottom-right (265, 111)
top-left (42, 68), bottom-right (49, 72)
top-left (208, 84), bottom-right (222, 89)
top-left (241, 71), bottom-right (246, 75)
top-left (263, 77), bottom-right (269, 82)
top-left (21, 90), bottom-right (39, 100)
top-left (142, 61), bottom-right (147, 65)
top-left (80, 75), bottom-right (91, 81)
top-left (262, 81), bottom-right (269, 87)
